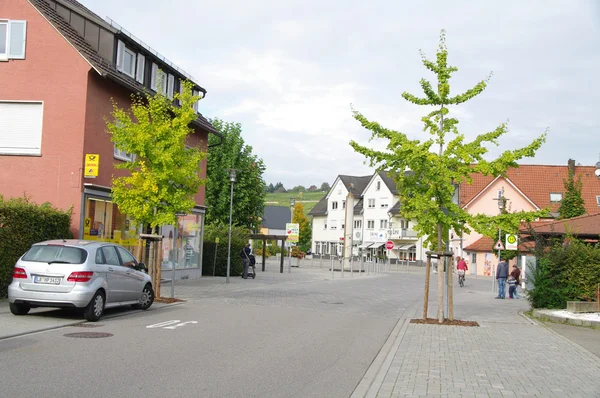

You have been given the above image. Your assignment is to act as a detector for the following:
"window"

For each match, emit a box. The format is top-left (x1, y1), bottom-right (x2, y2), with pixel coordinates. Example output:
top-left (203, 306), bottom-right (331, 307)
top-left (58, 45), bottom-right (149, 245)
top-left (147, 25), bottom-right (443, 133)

top-left (151, 63), bottom-right (167, 94)
top-left (101, 246), bottom-right (120, 266)
top-left (192, 89), bottom-right (200, 112)
top-left (399, 219), bottom-right (409, 229)
top-left (136, 54), bottom-right (145, 83)
top-left (550, 193), bottom-right (563, 202)
top-left (368, 199), bottom-right (375, 208)
top-left (376, 181), bottom-right (381, 191)
top-left (22, 245), bottom-right (86, 264)
top-left (167, 74), bottom-right (175, 99)
top-left (0, 101), bottom-right (43, 155)
top-left (332, 201), bottom-right (338, 210)
top-left (597, 196), bottom-right (600, 206)
top-left (354, 220), bottom-right (362, 229)
top-left (116, 247), bottom-right (136, 267)
top-left (342, 200), bottom-right (346, 209)
top-left (324, 221), bottom-right (327, 230)
top-left (116, 40), bottom-right (136, 78)
top-left (367, 220), bottom-right (375, 229)
top-left (471, 252), bottom-right (476, 264)
top-left (380, 203), bottom-right (388, 208)
top-left (114, 145), bottom-right (135, 162)
top-left (380, 220), bottom-right (388, 229)
top-left (341, 222), bottom-right (345, 229)
top-left (497, 190), bottom-right (503, 198)
top-left (0, 20), bottom-right (27, 60)
top-left (330, 220), bottom-right (337, 230)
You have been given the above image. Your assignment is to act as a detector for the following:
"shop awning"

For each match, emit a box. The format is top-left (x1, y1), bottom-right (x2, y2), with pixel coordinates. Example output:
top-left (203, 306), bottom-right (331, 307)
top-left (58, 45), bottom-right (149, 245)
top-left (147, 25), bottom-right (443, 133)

top-left (358, 242), bottom-right (374, 249)
top-left (370, 242), bottom-right (385, 249)
top-left (396, 244), bottom-right (416, 250)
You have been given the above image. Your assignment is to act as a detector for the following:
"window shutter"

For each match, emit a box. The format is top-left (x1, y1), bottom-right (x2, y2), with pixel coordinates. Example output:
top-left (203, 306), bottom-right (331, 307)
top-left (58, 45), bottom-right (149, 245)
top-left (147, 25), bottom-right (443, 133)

top-left (8, 21), bottom-right (26, 59)
top-left (116, 40), bottom-right (124, 71)
top-left (150, 63), bottom-right (158, 90)
top-left (167, 74), bottom-right (175, 99)
top-left (0, 102), bottom-right (43, 155)
top-left (136, 54), bottom-right (145, 83)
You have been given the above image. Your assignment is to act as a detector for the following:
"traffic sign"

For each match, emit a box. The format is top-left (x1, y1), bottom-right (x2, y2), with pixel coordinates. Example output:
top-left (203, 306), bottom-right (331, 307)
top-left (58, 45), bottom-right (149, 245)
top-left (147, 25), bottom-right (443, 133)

top-left (385, 241), bottom-right (394, 250)
top-left (494, 239), bottom-right (505, 251)
top-left (505, 234), bottom-right (518, 250)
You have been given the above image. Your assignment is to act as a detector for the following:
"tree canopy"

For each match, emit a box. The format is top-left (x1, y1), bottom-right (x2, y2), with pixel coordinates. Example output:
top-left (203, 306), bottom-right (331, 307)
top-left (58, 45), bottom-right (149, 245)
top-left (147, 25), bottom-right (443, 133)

top-left (557, 163), bottom-right (586, 219)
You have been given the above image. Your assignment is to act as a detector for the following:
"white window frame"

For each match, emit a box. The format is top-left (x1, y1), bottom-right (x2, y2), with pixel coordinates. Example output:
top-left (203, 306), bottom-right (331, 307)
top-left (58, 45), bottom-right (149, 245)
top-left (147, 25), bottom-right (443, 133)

top-left (151, 63), bottom-right (167, 94)
top-left (113, 145), bottom-right (135, 162)
top-left (550, 193), bottom-right (562, 202)
top-left (0, 100), bottom-right (43, 155)
top-left (136, 54), bottom-right (145, 83)
top-left (167, 74), bottom-right (175, 99)
top-left (0, 19), bottom-right (27, 60)
top-left (331, 201), bottom-right (338, 210)
top-left (116, 40), bottom-right (136, 79)
top-left (367, 220), bottom-right (375, 230)
top-left (330, 220), bottom-right (337, 230)
top-left (380, 203), bottom-right (388, 208)
top-left (368, 199), bottom-right (375, 208)
top-left (399, 219), bottom-right (409, 229)
top-left (596, 196), bottom-right (600, 206)
top-left (380, 219), bottom-right (388, 229)
top-left (192, 89), bottom-right (199, 112)
top-left (354, 220), bottom-right (362, 229)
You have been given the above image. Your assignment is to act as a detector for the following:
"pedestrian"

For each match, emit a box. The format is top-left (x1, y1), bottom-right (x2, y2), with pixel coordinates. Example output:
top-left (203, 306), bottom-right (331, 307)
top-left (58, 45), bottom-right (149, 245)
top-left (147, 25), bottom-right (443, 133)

top-left (510, 264), bottom-right (521, 299)
top-left (241, 243), bottom-right (251, 279)
top-left (495, 257), bottom-right (509, 299)
top-left (507, 275), bottom-right (517, 299)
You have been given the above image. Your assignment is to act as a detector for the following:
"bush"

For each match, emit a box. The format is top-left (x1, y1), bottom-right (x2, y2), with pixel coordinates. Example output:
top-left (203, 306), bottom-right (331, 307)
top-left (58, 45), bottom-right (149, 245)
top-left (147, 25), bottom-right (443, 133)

top-left (0, 196), bottom-right (73, 297)
top-left (201, 223), bottom-right (250, 277)
top-left (528, 238), bottom-right (600, 309)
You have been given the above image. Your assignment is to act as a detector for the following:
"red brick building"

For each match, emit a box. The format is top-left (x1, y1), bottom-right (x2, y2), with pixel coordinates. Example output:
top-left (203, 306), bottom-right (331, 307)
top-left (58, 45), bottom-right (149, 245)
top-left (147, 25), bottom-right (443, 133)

top-left (0, 0), bottom-right (220, 276)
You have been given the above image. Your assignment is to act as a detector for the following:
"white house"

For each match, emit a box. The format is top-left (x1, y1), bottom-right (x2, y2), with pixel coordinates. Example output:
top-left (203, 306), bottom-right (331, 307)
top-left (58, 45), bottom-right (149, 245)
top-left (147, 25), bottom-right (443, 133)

top-left (309, 171), bottom-right (429, 265)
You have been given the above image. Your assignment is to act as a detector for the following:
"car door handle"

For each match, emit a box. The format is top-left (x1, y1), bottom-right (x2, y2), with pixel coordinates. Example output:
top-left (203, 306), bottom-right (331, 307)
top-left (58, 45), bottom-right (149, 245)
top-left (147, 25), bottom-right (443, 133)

top-left (108, 267), bottom-right (114, 272)
top-left (126, 271), bottom-right (132, 275)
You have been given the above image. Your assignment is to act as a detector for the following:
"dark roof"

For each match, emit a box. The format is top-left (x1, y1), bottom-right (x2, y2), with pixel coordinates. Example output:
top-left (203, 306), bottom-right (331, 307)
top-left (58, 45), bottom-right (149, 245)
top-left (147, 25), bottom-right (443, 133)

top-left (378, 171), bottom-right (399, 194)
top-left (353, 198), bottom-right (363, 215)
top-left (519, 212), bottom-right (600, 237)
top-left (388, 201), bottom-right (402, 215)
top-left (339, 175), bottom-right (371, 198)
top-left (308, 196), bottom-right (328, 216)
top-left (261, 206), bottom-right (291, 229)
top-left (30, 0), bottom-right (218, 135)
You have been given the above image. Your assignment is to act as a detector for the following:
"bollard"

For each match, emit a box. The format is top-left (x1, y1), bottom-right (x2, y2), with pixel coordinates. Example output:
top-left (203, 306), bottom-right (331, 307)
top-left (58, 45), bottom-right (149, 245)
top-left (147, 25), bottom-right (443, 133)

top-left (331, 256), bottom-right (334, 279)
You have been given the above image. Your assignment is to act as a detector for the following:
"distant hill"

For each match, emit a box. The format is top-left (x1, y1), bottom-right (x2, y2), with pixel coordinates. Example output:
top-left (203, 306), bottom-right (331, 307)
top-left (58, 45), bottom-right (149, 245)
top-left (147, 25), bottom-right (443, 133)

top-left (264, 191), bottom-right (325, 217)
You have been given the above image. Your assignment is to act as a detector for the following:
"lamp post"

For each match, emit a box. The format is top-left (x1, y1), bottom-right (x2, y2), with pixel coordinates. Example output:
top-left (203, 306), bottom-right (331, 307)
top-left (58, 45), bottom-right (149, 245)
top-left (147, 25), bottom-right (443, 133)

top-left (226, 169), bottom-right (237, 283)
top-left (288, 197), bottom-right (295, 272)
top-left (493, 188), bottom-right (509, 292)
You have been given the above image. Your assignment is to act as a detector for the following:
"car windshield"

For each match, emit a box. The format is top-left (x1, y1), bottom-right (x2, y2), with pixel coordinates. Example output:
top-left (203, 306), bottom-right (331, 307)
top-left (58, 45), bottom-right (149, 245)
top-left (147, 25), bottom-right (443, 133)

top-left (22, 245), bottom-right (88, 264)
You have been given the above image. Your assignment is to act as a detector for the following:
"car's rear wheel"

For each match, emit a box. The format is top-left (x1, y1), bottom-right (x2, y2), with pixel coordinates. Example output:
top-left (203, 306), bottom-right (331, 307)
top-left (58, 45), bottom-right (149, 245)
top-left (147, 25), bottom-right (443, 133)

top-left (9, 302), bottom-right (30, 316)
top-left (132, 284), bottom-right (154, 310)
top-left (84, 291), bottom-right (105, 322)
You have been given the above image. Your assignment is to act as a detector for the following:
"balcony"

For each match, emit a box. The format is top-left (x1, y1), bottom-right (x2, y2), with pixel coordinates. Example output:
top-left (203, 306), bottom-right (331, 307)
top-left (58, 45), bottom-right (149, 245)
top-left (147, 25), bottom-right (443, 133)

top-left (387, 228), bottom-right (418, 240)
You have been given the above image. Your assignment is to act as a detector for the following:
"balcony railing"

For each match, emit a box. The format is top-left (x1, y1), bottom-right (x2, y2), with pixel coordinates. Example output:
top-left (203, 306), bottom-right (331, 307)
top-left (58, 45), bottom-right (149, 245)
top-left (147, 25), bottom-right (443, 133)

top-left (386, 228), bottom-right (418, 239)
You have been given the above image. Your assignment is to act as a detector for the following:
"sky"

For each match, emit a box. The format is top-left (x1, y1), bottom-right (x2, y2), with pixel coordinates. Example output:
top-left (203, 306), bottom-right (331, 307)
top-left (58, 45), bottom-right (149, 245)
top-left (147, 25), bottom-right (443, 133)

top-left (81, 0), bottom-right (600, 189)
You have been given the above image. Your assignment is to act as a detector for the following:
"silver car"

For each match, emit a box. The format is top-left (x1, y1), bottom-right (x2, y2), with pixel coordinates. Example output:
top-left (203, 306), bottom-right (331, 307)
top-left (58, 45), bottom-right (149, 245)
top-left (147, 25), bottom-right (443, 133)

top-left (8, 240), bottom-right (154, 321)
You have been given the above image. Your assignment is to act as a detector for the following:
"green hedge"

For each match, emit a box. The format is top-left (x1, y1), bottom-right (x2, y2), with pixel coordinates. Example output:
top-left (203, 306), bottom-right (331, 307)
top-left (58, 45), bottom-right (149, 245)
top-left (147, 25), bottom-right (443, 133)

top-left (528, 238), bottom-right (600, 309)
top-left (201, 223), bottom-right (250, 277)
top-left (0, 196), bottom-right (73, 297)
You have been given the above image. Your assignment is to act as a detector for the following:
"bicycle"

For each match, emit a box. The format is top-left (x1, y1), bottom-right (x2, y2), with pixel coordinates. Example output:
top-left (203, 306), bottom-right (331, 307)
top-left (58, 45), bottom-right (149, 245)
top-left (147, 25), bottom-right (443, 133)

top-left (458, 269), bottom-right (465, 287)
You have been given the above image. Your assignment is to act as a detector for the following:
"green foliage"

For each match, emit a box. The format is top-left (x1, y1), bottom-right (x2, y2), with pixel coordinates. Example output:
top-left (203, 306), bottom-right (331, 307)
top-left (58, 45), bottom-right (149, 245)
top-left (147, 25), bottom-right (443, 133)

top-left (292, 203), bottom-right (312, 252)
top-left (107, 80), bottom-right (206, 228)
top-left (528, 238), bottom-right (600, 308)
top-left (557, 165), bottom-right (586, 219)
top-left (206, 118), bottom-right (266, 232)
top-left (320, 182), bottom-right (330, 192)
top-left (349, 30), bottom-right (548, 251)
top-left (0, 196), bottom-right (73, 297)
top-left (201, 223), bottom-right (250, 277)
top-left (490, 230), bottom-right (519, 261)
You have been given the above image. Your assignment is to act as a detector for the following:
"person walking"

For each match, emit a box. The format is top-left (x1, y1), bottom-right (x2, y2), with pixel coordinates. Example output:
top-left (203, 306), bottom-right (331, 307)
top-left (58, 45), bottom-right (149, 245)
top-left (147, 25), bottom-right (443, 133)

top-left (495, 257), bottom-right (509, 299)
top-left (241, 243), bottom-right (251, 279)
top-left (510, 264), bottom-right (521, 299)
top-left (507, 275), bottom-right (517, 299)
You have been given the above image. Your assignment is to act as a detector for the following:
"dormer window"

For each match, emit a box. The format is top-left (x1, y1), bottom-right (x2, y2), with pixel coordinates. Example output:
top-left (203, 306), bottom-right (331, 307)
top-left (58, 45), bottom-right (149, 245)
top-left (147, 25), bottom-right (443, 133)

top-left (116, 40), bottom-right (136, 79)
top-left (550, 193), bottom-right (562, 202)
top-left (151, 63), bottom-right (167, 95)
top-left (136, 54), bottom-right (145, 83)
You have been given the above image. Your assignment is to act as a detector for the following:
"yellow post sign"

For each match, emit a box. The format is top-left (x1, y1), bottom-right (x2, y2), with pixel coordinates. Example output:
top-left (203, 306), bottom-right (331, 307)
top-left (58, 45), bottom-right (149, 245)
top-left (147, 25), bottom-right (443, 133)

top-left (84, 154), bottom-right (100, 178)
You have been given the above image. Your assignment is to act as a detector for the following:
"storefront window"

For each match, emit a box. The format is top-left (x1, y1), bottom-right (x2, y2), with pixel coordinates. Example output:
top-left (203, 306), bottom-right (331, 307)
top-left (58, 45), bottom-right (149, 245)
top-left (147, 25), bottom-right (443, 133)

top-left (160, 213), bottom-right (203, 269)
top-left (82, 197), bottom-right (140, 251)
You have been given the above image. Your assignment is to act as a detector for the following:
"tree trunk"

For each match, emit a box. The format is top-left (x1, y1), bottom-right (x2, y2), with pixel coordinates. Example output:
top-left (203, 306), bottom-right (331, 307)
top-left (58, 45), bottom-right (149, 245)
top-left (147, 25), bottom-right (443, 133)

top-left (423, 255), bottom-right (431, 320)
top-left (437, 223), bottom-right (444, 323)
top-left (448, 255), bottom-right (453, 320)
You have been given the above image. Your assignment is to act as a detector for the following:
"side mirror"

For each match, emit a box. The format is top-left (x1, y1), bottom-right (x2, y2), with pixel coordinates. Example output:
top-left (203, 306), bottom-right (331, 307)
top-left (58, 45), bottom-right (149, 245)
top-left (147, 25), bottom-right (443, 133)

top-left (138, 262), bottom-right (147, 273)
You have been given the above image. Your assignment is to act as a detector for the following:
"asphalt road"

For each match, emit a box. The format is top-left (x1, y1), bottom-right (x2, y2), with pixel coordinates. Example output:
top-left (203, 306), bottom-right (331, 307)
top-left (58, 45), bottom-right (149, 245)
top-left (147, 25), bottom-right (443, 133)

top-left (0, 269), bottom-right (424, 398)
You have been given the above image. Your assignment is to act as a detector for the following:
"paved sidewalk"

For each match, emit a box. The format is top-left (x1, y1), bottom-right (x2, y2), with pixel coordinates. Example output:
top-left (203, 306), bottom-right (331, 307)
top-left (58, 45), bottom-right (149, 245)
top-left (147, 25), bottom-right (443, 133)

top-left (353, 276), bottom-right (600, 398)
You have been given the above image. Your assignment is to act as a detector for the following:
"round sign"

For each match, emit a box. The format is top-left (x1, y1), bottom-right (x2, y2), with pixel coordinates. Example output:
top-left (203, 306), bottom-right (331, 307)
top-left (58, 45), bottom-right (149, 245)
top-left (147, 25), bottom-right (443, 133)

top-left (385, 241), bottom-right (394, 250)
top-left (507, 235), bottom-right (517, 244)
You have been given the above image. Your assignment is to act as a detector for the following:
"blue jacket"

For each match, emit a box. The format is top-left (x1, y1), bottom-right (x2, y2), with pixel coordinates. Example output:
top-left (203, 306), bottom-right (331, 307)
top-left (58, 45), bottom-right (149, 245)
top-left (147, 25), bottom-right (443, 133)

top-left (496, 261), bottom-right (509, 279)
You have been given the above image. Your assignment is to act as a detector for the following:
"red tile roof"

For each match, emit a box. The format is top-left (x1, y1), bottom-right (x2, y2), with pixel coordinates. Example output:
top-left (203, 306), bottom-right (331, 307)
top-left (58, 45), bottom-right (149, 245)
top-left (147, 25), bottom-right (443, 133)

top-left (464, 236), bottom-right (534, 253)
top-left (519, 213), bottom-right (600, 236)
top-left (460, 165), bottom-right (600, 215)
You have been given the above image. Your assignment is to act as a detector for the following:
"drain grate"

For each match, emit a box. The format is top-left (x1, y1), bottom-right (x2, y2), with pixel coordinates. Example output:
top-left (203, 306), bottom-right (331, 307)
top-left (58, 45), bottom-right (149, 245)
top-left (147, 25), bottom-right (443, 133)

top-left (72, 323), bottom-right (104, 328)
top-left (64, 332), bottom-right (113, 338)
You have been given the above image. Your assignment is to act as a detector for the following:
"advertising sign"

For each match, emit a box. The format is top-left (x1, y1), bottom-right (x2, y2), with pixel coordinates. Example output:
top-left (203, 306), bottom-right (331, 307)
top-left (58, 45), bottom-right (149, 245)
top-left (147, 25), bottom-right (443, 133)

top-left (84, 154), bottom-right (100, 178)
top-left (285, 223), bottom-right (299, 243)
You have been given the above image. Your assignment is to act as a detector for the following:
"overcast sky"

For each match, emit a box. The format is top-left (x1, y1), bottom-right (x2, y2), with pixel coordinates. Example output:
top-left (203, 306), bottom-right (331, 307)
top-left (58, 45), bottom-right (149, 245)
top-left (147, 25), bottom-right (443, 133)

top-left (81, 0), bottom-right (600, 188)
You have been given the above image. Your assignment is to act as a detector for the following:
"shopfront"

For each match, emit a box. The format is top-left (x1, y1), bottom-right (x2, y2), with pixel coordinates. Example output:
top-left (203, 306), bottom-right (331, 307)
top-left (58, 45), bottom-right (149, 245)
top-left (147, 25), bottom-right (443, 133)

top-left (80, 184), bottom-right (206, 279)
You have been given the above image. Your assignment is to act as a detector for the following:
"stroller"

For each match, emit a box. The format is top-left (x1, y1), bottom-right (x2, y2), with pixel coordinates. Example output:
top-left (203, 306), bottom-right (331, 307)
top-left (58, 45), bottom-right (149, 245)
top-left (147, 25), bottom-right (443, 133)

top-left (247, 254), bottom-right (256, 279)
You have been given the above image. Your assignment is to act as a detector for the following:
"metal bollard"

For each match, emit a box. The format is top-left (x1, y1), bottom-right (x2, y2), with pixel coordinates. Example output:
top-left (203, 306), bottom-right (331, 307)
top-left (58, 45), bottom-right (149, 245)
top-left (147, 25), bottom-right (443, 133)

top-left (331, 256), bottom-right (334, 279)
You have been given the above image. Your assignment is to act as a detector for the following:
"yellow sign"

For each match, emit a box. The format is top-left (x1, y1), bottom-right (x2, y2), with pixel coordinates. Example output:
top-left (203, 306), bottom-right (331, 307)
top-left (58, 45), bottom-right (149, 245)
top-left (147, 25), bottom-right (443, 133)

top-left (286, 223), bottom-right (299, 243)
top-left (84, 154), bottom-right (100, 178)
top-left (84, 217), bottom-right (91, 236)
top-left (215, 237), bottom-right (220, 244)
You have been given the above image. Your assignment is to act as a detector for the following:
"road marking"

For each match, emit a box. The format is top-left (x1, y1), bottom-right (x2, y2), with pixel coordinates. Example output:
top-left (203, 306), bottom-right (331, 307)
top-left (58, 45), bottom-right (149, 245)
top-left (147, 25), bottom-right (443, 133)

top-left (146, 320), bottom-right (198, 330)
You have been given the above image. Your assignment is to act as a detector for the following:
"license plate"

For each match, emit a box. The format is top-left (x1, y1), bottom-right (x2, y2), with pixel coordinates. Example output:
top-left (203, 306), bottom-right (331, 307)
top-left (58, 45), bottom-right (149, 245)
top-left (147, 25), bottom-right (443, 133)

top-left (34, 276), bottom-right (61, 285)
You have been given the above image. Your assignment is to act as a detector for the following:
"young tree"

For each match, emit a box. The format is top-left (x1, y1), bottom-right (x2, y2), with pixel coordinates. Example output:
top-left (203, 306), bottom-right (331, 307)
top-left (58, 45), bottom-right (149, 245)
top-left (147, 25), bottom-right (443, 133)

top-left (557, 162), bottom-right (586, 219)
top-left (205, 118), bottom-right (266, 231)
top-left (292, 202), bottom-right (312, 252)
top-left (107, 80), bottom-right (206, 229)
top-left (350, 31), bottom-right (548, 321)
top-left (320, 182), bottom-right (330, 192)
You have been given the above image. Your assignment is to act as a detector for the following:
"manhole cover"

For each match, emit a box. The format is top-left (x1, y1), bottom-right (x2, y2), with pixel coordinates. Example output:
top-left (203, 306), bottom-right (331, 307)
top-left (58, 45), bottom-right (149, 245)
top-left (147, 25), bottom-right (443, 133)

top-left (63, 332), bottom-right (113, 338)
top-left (72, 323), bottom-right (104, 328)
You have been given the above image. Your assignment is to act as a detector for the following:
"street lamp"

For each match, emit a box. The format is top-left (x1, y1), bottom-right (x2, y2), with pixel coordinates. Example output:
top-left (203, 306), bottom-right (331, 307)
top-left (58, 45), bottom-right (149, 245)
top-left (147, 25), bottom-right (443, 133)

top-left (288, 198), bottom-right (295, 271)
top-left (226, 169), bottom-right (237, 283)
top-left (492, 188), bottom-right (509, 292)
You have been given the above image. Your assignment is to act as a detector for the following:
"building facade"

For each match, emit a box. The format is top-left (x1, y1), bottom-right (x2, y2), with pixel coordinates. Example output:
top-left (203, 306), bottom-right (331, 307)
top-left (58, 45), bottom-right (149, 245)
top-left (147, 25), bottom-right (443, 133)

top-left (0, 0), bottom-right (220, 279)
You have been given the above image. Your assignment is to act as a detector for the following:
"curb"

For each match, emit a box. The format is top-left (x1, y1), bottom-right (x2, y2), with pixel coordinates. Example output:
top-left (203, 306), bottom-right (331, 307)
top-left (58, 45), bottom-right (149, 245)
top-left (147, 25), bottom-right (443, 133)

top-left (532, 309), bottom-right (600, 328)
top-left (0, 301), bottom-right (184, 341)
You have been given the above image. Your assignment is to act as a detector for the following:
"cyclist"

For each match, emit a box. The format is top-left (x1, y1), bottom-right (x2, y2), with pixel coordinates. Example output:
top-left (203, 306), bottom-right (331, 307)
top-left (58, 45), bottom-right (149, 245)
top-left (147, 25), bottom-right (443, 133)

top-left (456, 256), bottom-right (468, 287)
